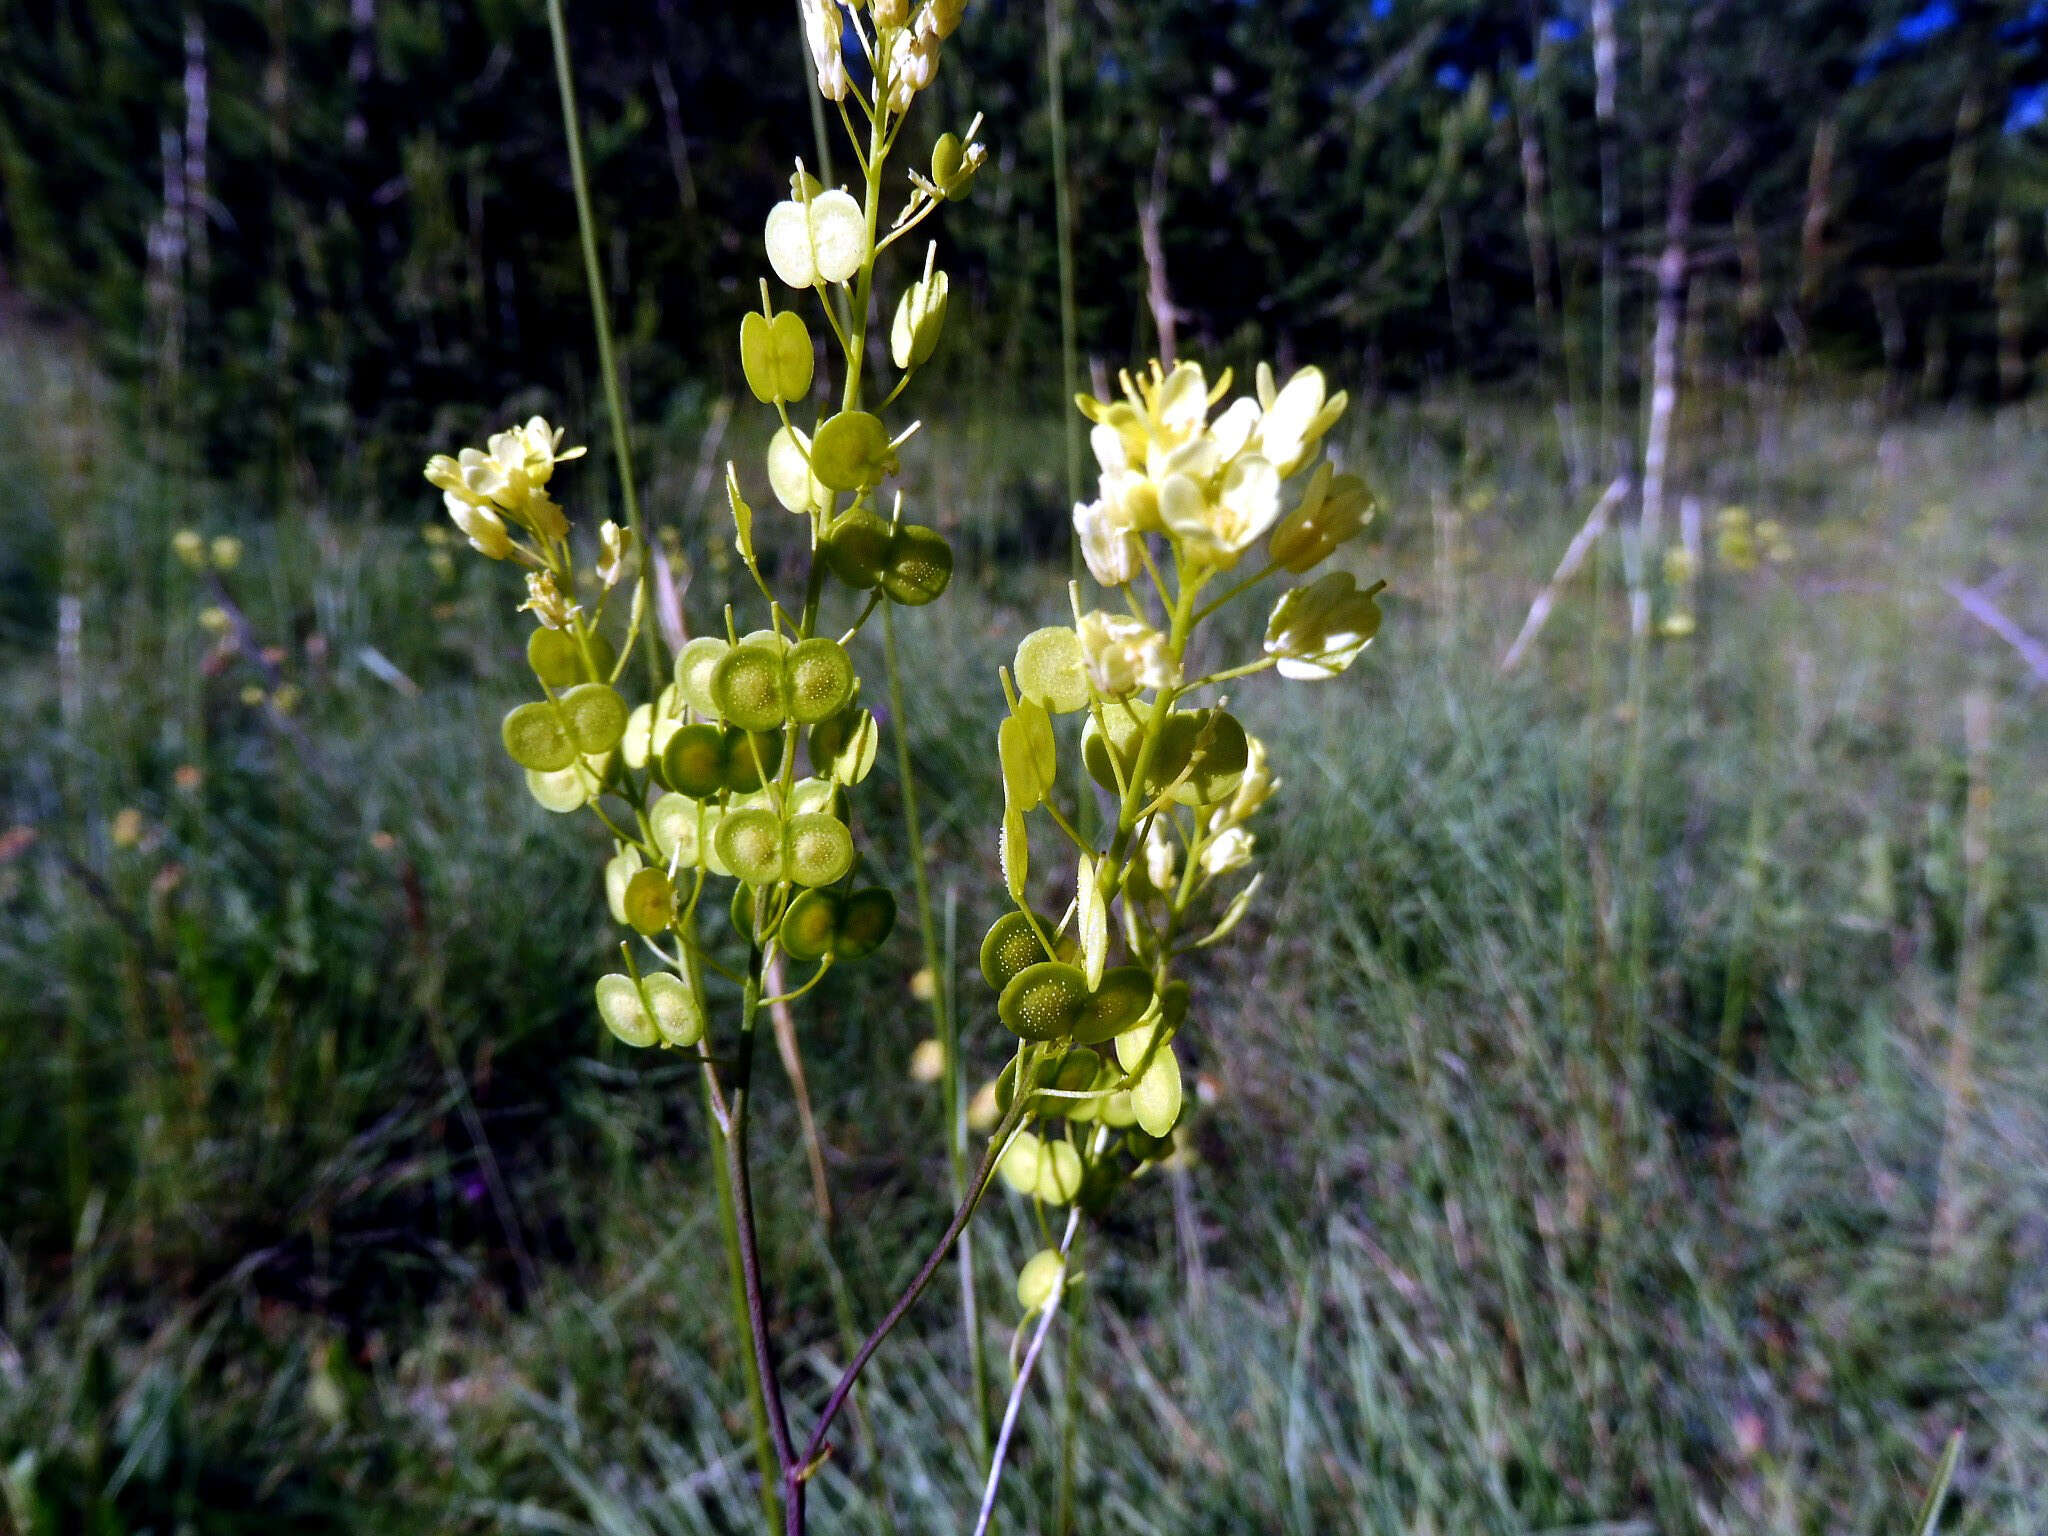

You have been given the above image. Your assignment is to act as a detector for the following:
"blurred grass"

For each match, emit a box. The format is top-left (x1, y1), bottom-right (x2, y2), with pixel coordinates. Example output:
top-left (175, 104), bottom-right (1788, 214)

top-left (1, 328), bottom-right (2044, 1534)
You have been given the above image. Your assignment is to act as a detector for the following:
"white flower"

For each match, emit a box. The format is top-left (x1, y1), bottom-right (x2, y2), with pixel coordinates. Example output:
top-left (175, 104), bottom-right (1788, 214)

top-left (801, 0), bottom-right (850, 100)
top-left (1144, 817), bottom-right (1178, 892)
top-left (1253, 365), bottom-right (1348, 478)
top-left (1077, 610), bottom-right (1176, 696)
top-left (765, 188), bottom-right (867, 289)
top-left (1074, 499), bottom-right (1140, 587)
top-left (442, 490), bottom-right (511, 560)
top-left (1200, 826), bottom-right (1255, 877)
top-left (1158, 453), bottom-right (1281, 565)
top-left (596, 520), bottom-right (631, 588)
top-left (1215, 735), bottom-right (1274, 827)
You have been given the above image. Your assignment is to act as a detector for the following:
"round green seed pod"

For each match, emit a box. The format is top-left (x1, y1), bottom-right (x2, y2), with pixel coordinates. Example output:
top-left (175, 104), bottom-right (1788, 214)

top-left (1073, 966), bottom-right (1157, 1045)
top-left (784, 812), bottom-right (854, 888)
top-left (997, 1130), bottom-right (1045, 1195)
top-left (1164, 709), bottom-right (1249, 806)
top-left (710, 643), bottom-right (787, 732)
top-left (1080, 698), bottom-right (1195, 797)
top-left (1035, 1140), bottom-right (1084, 1204)
top-left (823, 508), bottom-right (893, 590)
top-left (881, 524), bottom-right (954, 606)
top-left (649, 793), bottom-right (703, 865)
top-left (810, 410), bottom-right (893, 492)
top-left (502, 700), bottom-right (577, 772)
top-left (716, 807), bottom-right (786, 887)
top-left (784, 637), bottom-right (856, 725)
top-left (833, 888), bottom-right (896, 960)
top-left (528, 627), bottom-right (613, 690)
top-left (698, 806), bottom-right (732, 877)
top-left (1016, 1249), bottom-right (1064, 1312)
top-left (722, 726), bottom-right (782, 792)
top-left (594, 973), bottom-right (660, 1048)
top-left (525, 765), bottom-right (590, 813)
top-left (639, 970), bottom-right (705, 1048)
top-left (1014, 626), bottom-right (1090, 713)
top-left (662, 723), bottom-right (728, 799)
top-left (787, 777), bottom-right (843, 817)
top-left (1047, 1048), bottom-right (1104, 1116)
top-left (605, 849), bottom-right (643, 925)
top-left (674, 636), bottom-right (731, 716)
top-left (557, 683), bottom-right (630, 755)
top-left (979, 910), bottom-right (1066, 991)
top-left (778, 889), bottom-right (840, 963)
top-left (1130, 1044), bottom-right (1183, 1137)
top-left (622, 867), bottom-right (675, 936)
top-left (998, 960), bottom-right (1091, 1042)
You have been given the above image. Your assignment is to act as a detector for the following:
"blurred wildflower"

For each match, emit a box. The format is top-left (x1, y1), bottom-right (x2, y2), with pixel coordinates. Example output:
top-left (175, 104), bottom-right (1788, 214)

top-left (1078, 610), bottom-right (1176, 696)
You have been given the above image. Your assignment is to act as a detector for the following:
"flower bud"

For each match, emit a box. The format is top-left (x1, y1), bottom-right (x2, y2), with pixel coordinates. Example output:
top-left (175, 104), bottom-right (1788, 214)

top-left (596, 520), bottom-right (631, 588)
top-left (1073, 499), bottom-right (1140, 588)
top-left (890, 268), bottom-right (950, 371)
top-left (210, 535), bottom-right (243, 571)
top-left (1200, 826), bottom-right (1255, 878)
top-left (872, 0), bottom-right (908, 26)
top-left (928, 0), bottom-right (967, 37)
top-left (1268, 463), bottom-right (1375, 573)
top-left (444, 491), bottom-right (512, 559)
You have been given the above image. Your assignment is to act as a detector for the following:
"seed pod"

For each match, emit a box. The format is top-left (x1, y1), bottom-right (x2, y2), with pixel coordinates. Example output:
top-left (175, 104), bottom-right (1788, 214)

top-left (809, 705), bottom-right (878, 784)
top-left (930, 132), bottom-right (977, 197)
top-left (998, 960), bottom-right (1091, 1041)
top-left (525, 764), bottom-right (591, 812)
top-left (1014, 626), bottom-right (1090, 713)
top-left (785, 637), bottom-right (856, 724)
top-left (778, 888), bottom-right (841, 962)
top-left (649, 793), bottom-right (704, 865)
top-left (640, 970), bottom-right (705, 1048)
top-left (1101, 1088), bottom-right (1138, 1129)
top-left (979, 910), bottom-right (1070, 991)
top-left (605, 848), bottom-right (644, 925)
top-left (787, 777), bottom-right (843, 817)
top-left (1035, 1140), bottom-right (1084, 1204)
top-left (810, 411), bottom-right (895, 492)
top-left (529, 627), bottom-right (614, 689)
top-left (622, 867), bottom-right (676, 936)
top-left (723, 726), bottom-right (782, 792)
top-left (1016, 1249), bottom-right (1064, 1312)
top-left (1047, 1048), bottom-right (1103, 1116)
top-left (997, 1130), bottom-right (1046, 1195)
top-left (1160, 708), bottom-right (1249, 806)
top-left (711, 643), bottom-right (788, 732)
top-left (768, 425), bottom-right (826, 513)
top-left (595, 973), bottom-right (661, 1048)
top-left (1073, 965), bottom-right (1155, 1044)
top-left (881, 524), bottom-right (953, 606)
top-left (717, 807), bottom-right (786, 886)
top-left (557, 683), bottom-right (630, 755)
top-left (502, 700), bottom-right (577, 772)
top-left (823, 508), bottom-right (894, 590)
top-left (785, 812), bottom-right (854, 888)
top-left (1130, 1043), bottom-right (1183, 1137)
top-left (739, 309), bottom-right (815, 405)
top-left (833, 888), bottom-right (896, 959)
top-left (675, 636), bottom-right (731, 716)
top-left (663, 723), bottom-right (728, 799)
top-left (1081, 698), bottom-right (1194, 798)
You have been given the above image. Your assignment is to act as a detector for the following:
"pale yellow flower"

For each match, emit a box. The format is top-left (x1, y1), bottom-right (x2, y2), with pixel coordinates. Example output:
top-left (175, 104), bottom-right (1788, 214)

top-left (1078, 610), bottom-right (1176, 696)
top-left (1200, 826), bottom-right (1255, 877)
top-left (1074, 498), bottom-right (1140, 587)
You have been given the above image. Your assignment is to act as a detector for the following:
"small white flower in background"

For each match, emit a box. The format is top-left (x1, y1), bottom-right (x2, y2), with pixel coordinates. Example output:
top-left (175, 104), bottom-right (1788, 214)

top-left (1144, 816), bottom-right (1178, 892)
top-left (1264, 571), bottom-right (1384, 681)
top-left (1200, 826), bottom-right (1255, 878)
top-left (1078, 610), bottom-right (1176, 696)
top-left (596, 520), bottom-right (631, 588)
top-left (765, 187), bottom-right (868, 289)
top-left (1074, 499), bottom-right (1140, 587)
top-left (520, 570), bottom-right (579, 630)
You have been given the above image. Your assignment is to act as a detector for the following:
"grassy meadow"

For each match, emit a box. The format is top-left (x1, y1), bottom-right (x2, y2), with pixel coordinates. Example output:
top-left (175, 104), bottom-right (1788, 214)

top-left (2, 322), bottom-right (2045, 1535)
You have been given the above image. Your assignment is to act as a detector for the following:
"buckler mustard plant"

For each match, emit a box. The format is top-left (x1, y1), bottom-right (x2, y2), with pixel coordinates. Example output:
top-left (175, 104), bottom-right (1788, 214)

top-left (424, 3), bottom-right (1384, 1529)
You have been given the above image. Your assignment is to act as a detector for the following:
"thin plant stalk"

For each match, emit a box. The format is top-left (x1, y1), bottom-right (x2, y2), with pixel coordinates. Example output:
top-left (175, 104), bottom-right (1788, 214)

top-left (544, 0), bottom-right (659, 690)
top-left (707, 1066), bottom-right (786, 1534)
top-left (1045, 0), bottom-right (1083, 533)
top-left (973, 1204), bottom-right (1085, 1536)
top-left (883, 602), bottom-right (992, 1455)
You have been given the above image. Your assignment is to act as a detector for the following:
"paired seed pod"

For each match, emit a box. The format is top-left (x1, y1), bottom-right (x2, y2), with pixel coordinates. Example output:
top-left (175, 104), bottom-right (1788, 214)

top-left (822, 510), bottom-right (954, 606)
top-left (778, 886), bottom-right (898, 963)
top-left (1081, 700), bottom-right (1248, 806)
top-left (502, 683), bottom-right (630, 772)
top-left (676, 636), bottom-right (857, 733)
top-left (979, 910), bottom-right (1078, 991)
top-left (595, 971), bottom-right (705, 1049)
top-left (662, 723), bottom-right (782, 797)
top-left (998, 1130), bottom-right (1083, 1205)
top-left (809, 705), bottom-right (880, 784)
top-left (713, 806), bottom-right (855, 890)
top-left (527, 627), bottom-right (616, 690)
top-left (996, 960), bottom-right (1154, 1044)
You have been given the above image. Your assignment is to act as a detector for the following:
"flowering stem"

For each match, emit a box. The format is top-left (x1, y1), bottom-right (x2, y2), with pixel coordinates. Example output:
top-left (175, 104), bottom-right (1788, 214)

top-left (543, 0), bottom-right (660, 693)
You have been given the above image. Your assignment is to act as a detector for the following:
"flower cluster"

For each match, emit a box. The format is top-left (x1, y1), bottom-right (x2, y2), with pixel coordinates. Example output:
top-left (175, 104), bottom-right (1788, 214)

top-left (971, 356), bottom-right (1385, 1219)
top-left (424, 417), bottom-right (587, 562)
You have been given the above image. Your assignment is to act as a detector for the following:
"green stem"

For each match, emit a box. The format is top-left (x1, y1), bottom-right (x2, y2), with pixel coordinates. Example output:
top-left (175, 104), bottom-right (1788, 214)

top-left (706, 1064), bottom-right (784, 1533)
top-left (1045, 0), bottom-right (1083, 541)
top-left (544, 0), bottom-right (661, 691)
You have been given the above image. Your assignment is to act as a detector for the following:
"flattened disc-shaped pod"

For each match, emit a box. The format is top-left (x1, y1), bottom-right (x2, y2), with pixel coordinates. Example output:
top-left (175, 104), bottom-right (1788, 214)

top-left (526, 764), bottom-right (591, 812)
top-left (663, 723), bottom-right (727, 798)
top-left (810, 410), bottom-right (893, 492)
top-left (622, 867), bottom-right (676, 936)
top-left (832, 888), bottom-right (896, 959)
top-left (979, 910), bottom-right (1071, 991)
top-left (674, 637), bottom-right (731, 716)
top-left (778, 889), bottom-right (841, 962)
top-left (710, 643), bottom-right (788, 733)
top-left (784, 638), bottom-right (856, 724)
top-left (558, 683), bottom-right (630, 755)
top-left (595, 973), bottom-right (660, 1048)
top-left (998, 961), bottom-right (1091, 1042)
top-left (881, 524), bottom-right (953, 606)
top-left (1014, 626), bottom-right (1090, 713)
top-left (649, 793), bottom-right (704, 865)
top-left (723, 727), bottom-right (782, 793)
top-left (1072, 966), bottom-right (1156, 1045)
top-left (784, 812), bottom-right (854, 888)
top-left (1162, 708), bottom-right (1250, 806)
top-left (1130, 1045), bottom-right (1183, 1137)
top-left (823, 509), bottom-right (893, 590)
top-left (503, 700), bottom-right (578, 773)
top-left (716, 807), bottom-right (786, 887)
top-left (528, 627), bottom-right (613, 689)
top-left (809, 707), bottom-right (878, 784)
top-left (639, 970), bottom-right (705, 1048)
